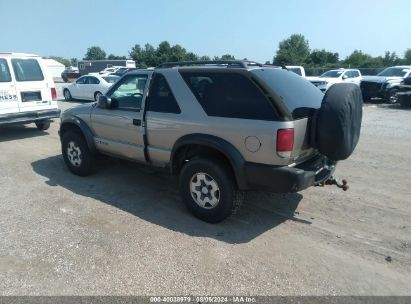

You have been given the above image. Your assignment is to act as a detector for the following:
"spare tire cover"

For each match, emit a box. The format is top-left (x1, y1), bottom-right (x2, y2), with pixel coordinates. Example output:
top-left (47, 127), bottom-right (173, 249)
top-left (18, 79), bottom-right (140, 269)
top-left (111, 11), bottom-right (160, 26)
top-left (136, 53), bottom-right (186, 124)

top-left (316, 83), bottom-right (363, 161)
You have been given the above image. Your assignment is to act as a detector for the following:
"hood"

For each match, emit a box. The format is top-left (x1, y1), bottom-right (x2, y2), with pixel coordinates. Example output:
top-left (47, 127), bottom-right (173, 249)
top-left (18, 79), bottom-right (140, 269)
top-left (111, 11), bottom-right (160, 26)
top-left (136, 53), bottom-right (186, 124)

top-left (361, 75), bottom-right (404, 83)
top-left (62, 103), bottom-right (94, 118)
top-left (306, 76), bottom-right (323, 81)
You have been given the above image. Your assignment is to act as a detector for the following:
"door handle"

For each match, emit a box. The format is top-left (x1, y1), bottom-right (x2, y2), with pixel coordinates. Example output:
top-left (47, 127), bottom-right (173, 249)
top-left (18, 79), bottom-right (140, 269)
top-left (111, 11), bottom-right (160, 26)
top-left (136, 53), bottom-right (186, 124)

top-left (133, 119), bottom-right (141, 126)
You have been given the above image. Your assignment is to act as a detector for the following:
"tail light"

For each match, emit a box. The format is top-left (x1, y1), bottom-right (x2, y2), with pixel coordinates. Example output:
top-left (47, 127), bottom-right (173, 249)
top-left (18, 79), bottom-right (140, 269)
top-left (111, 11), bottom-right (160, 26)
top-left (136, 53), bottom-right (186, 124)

top-left (276, 128), bottom-right (294, 158)
top-left (51, 88), bottom-right (57, 101)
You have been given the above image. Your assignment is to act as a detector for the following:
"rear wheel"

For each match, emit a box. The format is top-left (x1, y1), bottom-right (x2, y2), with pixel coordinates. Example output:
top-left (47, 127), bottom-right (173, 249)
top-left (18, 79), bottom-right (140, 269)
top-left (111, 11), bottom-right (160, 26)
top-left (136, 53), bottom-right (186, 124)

top-left (35, 121), bottom-right (50, 131)
top-left (62, 130), bottom-right (94, 176)
top-left (64, 89), bottom-right (72, 101)
top-left (179, 158), bottom-right (244, 223)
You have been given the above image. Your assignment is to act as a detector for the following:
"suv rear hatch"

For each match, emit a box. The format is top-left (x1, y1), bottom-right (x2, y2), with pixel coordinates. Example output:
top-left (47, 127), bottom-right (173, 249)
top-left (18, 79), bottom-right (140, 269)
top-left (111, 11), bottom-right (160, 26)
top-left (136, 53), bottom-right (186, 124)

top-left (251, 68), bottom-right (323, 164)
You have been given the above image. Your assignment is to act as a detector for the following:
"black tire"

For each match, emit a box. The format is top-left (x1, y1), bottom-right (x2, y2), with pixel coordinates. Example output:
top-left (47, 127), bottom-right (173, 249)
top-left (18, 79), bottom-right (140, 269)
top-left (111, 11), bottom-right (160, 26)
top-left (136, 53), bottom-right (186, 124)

top-left (315, 83), bottom-right (363, 161)
top-left (94, 91), bottom-right (102, 102)
top-left (64, 89), bottom-right (72, 101)
top-left (35, 121), bottom-right (50, 131)
top-left (179, 158), bottom-right (244, 223)
top-left (62, 130), bottom-right (94, 176)
top-left (388, 88), bottom-right (399, 104)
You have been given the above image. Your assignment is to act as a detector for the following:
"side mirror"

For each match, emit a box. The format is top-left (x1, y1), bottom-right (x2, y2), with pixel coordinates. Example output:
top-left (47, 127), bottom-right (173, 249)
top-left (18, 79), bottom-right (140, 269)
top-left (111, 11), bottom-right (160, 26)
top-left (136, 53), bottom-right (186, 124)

top-left (342, 74), bottom-right (348, 80)
top-left (97, 95), bottom-right (111, 109)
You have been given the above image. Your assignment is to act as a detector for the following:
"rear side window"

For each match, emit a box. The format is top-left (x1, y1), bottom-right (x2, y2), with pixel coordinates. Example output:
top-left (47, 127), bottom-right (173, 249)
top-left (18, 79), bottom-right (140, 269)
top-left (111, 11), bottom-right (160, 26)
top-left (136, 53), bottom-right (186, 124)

top-left (147, 74), bottom-right (181, 114)
top-left (11, 59), bottom-right (44, 82)
top-left (181, 72), bottom-right (278, 121)
top-left (88, 77), bottom-right (100, 84)
top-left (251, 69), bottom-right (323, 118)
top-left (0, 59), bottom-right (11, 82)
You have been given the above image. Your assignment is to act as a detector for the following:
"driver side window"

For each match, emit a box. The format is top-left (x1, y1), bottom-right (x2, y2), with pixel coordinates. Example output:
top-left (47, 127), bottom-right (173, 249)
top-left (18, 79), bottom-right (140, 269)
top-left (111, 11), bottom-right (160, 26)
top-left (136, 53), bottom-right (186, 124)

top-left (108, 74), bottom-right (148, 110)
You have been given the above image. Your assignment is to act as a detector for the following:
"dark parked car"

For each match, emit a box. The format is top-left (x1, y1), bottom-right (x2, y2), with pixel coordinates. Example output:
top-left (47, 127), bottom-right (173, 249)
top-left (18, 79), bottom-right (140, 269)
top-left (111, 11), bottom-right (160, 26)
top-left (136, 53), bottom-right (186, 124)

top-left (360, 66), bottom-right (411, 103)
top-left (61, 68), bottom-right (81, 82)
top-left (398, 76), bottom-right (411, 108)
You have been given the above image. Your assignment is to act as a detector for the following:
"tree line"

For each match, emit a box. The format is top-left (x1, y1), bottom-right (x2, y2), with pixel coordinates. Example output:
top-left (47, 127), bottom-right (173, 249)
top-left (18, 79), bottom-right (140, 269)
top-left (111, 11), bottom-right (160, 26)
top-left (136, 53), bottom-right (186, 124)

top-left (48, 34), bottom-right (411, 69)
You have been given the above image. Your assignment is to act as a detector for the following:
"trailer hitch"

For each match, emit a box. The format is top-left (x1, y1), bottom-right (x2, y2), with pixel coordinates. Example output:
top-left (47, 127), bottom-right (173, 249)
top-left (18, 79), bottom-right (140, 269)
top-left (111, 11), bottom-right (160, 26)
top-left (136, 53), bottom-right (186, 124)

top-left (318, 176), bottom-right (349, 191)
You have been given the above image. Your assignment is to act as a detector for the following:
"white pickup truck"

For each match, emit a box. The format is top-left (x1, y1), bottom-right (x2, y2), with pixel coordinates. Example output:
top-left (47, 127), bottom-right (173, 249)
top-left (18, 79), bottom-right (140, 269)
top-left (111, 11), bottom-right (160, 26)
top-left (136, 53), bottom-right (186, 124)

top-left (307, 68), bottom-right (362, 92)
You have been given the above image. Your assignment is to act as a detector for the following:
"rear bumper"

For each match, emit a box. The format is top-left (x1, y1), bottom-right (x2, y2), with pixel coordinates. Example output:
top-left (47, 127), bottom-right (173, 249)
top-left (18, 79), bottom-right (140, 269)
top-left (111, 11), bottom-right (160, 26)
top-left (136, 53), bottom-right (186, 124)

top-left (244, 155), bottom-right (336, 192)
top-left (0, 108), bottom-right (61, 125)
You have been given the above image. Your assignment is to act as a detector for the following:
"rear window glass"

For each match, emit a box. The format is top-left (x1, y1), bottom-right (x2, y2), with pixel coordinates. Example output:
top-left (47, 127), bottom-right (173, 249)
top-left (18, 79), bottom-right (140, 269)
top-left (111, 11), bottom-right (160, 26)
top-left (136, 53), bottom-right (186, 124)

top-left (251, 69), bottom-right (323, 117)
top-left (11, 58), bottom-right (44, 82)
top-left (181, 72), bottom-right (278, 121)
top-left (0, 59), bottom-right (11, 82)
top-left (147, 74), bottom-right (181, 114)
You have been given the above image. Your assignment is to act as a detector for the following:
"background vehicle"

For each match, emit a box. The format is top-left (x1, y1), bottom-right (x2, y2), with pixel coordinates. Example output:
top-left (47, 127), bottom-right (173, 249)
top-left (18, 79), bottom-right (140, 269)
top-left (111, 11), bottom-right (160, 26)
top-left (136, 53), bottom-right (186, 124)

top-left (110, 67), bottom-right (140, 77)
top-left (307, 69), bottom-right (362, 92)
top-left (61, 66), bottom-right (81, 82)
top-left (0, 52), bottom-right (60, 130)
top-left (398, 76), bottom-right (411, 107)
top-left (63, 74), bottom-right (119, 101)
top-left (59, 60), bottom-right (362, 223)
top-left (77, 59), bottom-right (136, 75)
top-left (98, 66), bottom-right (124, 76)
top-left (286, 65), bottom-right (306, 77)
top-left (360, 66), bottom-right (411, 103)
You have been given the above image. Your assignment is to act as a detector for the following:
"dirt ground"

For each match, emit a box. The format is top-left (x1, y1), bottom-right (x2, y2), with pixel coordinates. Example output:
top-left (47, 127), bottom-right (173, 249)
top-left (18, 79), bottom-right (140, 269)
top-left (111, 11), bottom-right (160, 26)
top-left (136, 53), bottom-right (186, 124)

top-left (0, 89), bottom-right (410, 295)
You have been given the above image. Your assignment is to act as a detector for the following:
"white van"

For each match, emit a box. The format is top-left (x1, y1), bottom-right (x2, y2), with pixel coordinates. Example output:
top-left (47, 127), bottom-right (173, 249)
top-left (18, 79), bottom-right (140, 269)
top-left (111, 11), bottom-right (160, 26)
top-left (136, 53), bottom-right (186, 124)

top-left (0, 52), bottom-right (60, 130)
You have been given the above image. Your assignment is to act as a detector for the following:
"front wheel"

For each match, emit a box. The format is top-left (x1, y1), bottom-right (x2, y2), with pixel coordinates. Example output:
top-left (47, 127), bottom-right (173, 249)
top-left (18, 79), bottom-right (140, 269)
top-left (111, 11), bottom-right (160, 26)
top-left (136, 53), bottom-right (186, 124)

top-left (35, 121), bottom-right (50, 131)
top-left (388, 88), bottom-right (399, 104)
top-left (62, 131), bottom-right (94, 176)
top-left (94, 91), bottom-right (102, 102)
top-left (179, 158), bottom-right (244, 223)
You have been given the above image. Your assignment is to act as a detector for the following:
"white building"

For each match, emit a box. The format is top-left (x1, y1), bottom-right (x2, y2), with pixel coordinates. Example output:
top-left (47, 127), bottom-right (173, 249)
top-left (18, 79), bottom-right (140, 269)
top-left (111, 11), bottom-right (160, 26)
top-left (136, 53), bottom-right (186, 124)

top-left (43, 59), bottom-right (66, 82)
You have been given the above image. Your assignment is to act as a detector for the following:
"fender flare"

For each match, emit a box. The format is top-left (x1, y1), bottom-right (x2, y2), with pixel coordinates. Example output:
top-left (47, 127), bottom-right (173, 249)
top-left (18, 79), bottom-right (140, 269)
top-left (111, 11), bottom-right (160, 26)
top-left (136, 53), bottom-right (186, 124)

top-left (60, 117), bottom-right (97, 154)
top-left (170, 134), bottom-right (248, 190)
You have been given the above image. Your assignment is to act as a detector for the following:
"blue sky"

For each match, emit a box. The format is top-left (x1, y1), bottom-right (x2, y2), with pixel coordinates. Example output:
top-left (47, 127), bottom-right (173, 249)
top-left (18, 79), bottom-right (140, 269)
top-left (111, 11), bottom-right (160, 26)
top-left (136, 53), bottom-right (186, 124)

top-left (1, 0), bottom-right (410, 62)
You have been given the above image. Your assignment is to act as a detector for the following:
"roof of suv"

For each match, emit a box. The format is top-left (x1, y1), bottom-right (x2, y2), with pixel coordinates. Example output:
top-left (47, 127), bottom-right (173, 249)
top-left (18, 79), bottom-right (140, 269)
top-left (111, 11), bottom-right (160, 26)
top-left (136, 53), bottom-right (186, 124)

top-left (156, 60), bottom-right (265, 70)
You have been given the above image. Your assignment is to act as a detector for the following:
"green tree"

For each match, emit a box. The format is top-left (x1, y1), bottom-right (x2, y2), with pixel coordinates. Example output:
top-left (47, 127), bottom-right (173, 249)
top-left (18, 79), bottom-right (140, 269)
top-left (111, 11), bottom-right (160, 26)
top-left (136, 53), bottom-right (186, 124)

top-left (48, 56), bottom-right (71, 67)
top-left (84, 46), bottom-right (106, 60)
top-left (130, 43), bottom-right (158, 67)
top-left (130, 41), bottom-right (200, 67)
top-left (273, 34), bottom-right (310, 65)
top-left (70, 58), bottom-right (78, 67)
top-left (376, 51), bottom-right (401, 66)
top-left (107, 54), bottom-right (127, 60)
top-left (344, 50), bottom-right (381, 68)
top-left (404, 49), bottom-right (411, 64)
top-left (308, 49), bottom-right (339, 67)
top-left (220, 54), bottom-right (236, 60)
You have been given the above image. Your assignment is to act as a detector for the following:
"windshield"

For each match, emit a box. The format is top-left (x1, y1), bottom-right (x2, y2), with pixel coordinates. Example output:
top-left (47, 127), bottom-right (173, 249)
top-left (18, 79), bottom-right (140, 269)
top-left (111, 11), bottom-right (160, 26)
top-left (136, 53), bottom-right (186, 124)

top-left (252, 68), bottom-right (323, 118)
top-left (320, 70), bottom-right (343, 78)
top-left (377, 67), bottom-right (409, 77)
top-left (288, 68), bottom-right (302, 76)
top-left (103, 76), bottom-right (120, 83)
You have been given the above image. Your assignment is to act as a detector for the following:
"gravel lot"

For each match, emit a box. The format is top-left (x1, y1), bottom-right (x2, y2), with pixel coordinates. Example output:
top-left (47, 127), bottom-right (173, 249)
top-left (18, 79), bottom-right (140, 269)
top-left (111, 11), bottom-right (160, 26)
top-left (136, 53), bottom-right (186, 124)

top-left (0, 86), bottom-right (410, 295)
